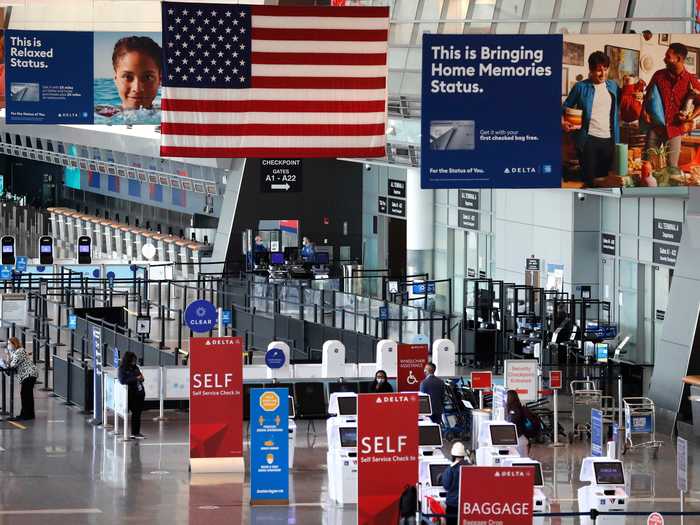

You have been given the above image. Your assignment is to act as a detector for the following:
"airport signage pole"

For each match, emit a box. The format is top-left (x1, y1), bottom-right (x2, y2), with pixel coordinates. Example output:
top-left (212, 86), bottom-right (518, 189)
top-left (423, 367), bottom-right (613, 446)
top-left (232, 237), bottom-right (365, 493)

top-left (549, 371), bottom-right (564, 447)
top-left (678, 436), bottom-right (688, 525)
top-left (357, 392), bottom-right (419, 525)
top-left (189, 336), bottom-right (244, 473)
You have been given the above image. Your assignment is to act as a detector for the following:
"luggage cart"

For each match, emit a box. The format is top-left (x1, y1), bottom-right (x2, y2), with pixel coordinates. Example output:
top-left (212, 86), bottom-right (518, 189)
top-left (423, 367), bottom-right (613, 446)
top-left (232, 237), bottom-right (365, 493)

top-left (623, 397), bottom-right (663, 458)
top-left (568, 380), bottom-right (602, 443)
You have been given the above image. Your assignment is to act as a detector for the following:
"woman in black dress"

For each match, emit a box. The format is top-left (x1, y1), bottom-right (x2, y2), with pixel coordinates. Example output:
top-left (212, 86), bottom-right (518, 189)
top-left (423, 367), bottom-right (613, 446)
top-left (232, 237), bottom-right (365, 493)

top-left (118, 351), bottom-right (146, 439)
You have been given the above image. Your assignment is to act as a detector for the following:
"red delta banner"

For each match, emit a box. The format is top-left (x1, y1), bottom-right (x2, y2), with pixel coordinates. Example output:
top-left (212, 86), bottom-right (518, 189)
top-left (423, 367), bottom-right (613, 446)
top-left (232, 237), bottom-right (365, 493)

top-left (189, 337), bottom-right (243, 460)
top-left (397, 343), bottom-right (428, 391)
top-left (358, 393), bottom-right (419, 525)
top-left (459, 467), bottom-right (534, 525)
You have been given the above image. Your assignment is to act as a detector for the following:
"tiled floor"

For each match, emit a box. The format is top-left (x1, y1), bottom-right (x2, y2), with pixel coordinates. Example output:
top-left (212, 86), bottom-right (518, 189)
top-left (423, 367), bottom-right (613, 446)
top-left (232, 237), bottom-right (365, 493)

top-left (0, 385), bottom-right (698, 524)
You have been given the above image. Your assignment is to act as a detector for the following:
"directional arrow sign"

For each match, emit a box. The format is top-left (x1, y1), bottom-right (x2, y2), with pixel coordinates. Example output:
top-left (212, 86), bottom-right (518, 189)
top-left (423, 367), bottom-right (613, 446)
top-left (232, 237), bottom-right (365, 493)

top-left (260, 159), bottom-right (302, 193)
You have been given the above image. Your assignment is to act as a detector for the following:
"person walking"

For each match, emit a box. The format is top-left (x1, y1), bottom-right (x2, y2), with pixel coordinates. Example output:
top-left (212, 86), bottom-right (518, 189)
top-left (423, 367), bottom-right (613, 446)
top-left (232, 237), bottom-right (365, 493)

top-left (419, 362), bottom-right (444, 425)
top-left (118, 351), bottom-right (146, 439)
top-left (7, 336), bottom-right (37, 420)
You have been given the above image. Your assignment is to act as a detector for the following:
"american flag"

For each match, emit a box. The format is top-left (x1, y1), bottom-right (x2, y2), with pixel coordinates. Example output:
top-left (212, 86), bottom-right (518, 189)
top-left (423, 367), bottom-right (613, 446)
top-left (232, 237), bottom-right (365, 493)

top-left (160, 2), bottom-right (389, 158)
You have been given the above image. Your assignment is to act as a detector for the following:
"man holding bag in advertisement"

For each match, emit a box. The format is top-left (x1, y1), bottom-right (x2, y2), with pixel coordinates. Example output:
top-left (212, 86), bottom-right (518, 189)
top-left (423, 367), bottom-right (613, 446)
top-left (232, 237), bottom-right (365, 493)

top-left (562, 51), bottom-right (621, 187)
top-left (643, 42), bottom-right (700, 168)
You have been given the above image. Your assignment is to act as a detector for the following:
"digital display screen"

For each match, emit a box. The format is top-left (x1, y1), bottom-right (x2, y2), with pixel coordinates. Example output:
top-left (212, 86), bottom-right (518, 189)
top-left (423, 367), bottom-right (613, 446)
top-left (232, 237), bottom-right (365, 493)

top-left (594, 462), bottom-right (625, 485)
top-left (79, 244), bottom-right (91, 253)
top-left (596, 343), bottom-right (609, 363)
top-left (512, 462), bottom-right (544, 486)
top-left (584, 341), bottom-right (595, 357)
top-left (337, 396), bottom-right (357, 416)
top-left (419, 395), bottom-right (432, 415)
top-left (315, 252), bottom-right (330, 265)
top-left (419, 425), bottom-right (442, 447)
top-left (430, 463), bottom-right (448, 486)
top-left (40, 245), bottom-right (52, 253)
top-left (339, 427), bottom-right (357, 448)
top-left (2, 245), bottom-right (13, 253)
top-left (489, 424), bottom-right (518, 446)
top-left (270, 252), bottom-right (285, 265)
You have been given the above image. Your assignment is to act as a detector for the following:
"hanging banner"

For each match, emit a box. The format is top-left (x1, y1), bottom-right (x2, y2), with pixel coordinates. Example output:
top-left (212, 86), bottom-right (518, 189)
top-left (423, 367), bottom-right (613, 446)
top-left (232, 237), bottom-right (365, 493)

top-left (358, 393), bottom-right (419, 525)
top-left (5, 30), bottom-right (94, 124)
top-left (421, 34), bottom-right (562, 189)
top-left (397, 343), bottom-right (428, 391)
top-left (91, 325), bottom-right (103, 425)
top-left (250, 388), bottom-right (289, 505)
top-left (93, 32), bottom-right (162, 125)
top-left (189, 336), bottom-right (244, 473)
top-left (458, 466), bottom-right (534, 525)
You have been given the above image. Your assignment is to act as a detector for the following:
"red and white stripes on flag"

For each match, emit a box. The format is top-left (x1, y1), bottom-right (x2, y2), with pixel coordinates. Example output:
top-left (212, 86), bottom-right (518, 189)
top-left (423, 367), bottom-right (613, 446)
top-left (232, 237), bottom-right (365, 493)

top-left (160, 4), bottom-right (389, 159)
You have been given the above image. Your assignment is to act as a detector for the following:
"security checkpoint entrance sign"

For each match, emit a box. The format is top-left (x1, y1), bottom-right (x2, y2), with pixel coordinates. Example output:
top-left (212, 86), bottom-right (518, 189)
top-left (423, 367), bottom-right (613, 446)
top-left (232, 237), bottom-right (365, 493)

top-left (504, 359), bottom-right (539, 403)
top-left (189, 336), bottom-right (243, 473)
top-left (358, 393), bottom-right (419, 525)
top-left (397, 343), bottom-right (428, 391)
top-left (459, 466), bottom-right (534, 525)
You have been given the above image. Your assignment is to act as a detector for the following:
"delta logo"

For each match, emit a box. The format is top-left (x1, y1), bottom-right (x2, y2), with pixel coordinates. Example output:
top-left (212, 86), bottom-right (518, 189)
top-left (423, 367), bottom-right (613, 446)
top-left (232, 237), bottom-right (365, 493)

top-left (203, 338), bottom-right (236, 346)
top-left (504, 167), bottom-right (537, 174)
top-left (375, 395), bottom-right (411, 404)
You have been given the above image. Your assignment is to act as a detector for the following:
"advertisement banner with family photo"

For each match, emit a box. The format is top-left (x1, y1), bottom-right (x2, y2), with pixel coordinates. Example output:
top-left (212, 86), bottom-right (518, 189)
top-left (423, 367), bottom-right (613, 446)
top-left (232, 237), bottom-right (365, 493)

top-left (5, 30), bottom-right (93, 124)
top-left (421, 34), bottom-right (563, 189)
top-left (93, 32), bottom-right (162, 125)
top-left (562, 33), bottom-right (700, 188)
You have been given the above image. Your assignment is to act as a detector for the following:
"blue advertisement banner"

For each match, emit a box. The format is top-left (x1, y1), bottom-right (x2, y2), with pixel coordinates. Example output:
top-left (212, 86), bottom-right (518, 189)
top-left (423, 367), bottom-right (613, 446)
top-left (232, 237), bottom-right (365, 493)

top-left (184, 299), bottom-right (217, 333)
top-left (5, 30), bottom-right (93, 124)
top-left (250, 388), bottom-right (289, 504)
top-left (91, 326), bottom-right (103, 425)
top-left (591, 408), bottom-right (603, 457)
top-left (421, 34), bottom-right (562, 189)
top-left (222, 309), bottom-right (232, 326)
top-left (15, 256), bottom-right (27, 273)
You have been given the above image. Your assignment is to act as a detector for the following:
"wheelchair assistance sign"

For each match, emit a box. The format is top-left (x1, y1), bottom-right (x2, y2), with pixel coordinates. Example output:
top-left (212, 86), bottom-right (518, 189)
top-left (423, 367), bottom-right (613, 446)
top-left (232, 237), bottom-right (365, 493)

top-left (397, 344), bottom-right (428, 392)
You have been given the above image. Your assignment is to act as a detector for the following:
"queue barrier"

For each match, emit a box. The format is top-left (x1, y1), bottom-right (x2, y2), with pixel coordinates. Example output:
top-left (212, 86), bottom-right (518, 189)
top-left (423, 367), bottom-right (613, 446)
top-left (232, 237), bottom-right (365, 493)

top-left (102, 372), bottom-right (129, 440)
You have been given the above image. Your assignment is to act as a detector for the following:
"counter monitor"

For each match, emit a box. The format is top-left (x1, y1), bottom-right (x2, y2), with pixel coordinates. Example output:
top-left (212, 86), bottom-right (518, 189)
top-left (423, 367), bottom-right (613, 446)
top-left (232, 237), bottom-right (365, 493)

top-left (337, 396), bottom-right (357, 416)
top-left (270, 252), bottom-right (285, 265)
top-left (511, 462), bottom-right (544, 486)
top-left (489, 424), bottom-right (518, 446)
top-left (429, 463), bottom-right (449, 486)
top-left (339, 427), bottom-right (357, 448)
top-left (419, 395), bottom-right (432, 416)
top-left (593, 462), bottom-right (625, 485)
top-left (315, 252), bottom-right (330, 265)
top-left (419, 425), bottom-right (442, 447)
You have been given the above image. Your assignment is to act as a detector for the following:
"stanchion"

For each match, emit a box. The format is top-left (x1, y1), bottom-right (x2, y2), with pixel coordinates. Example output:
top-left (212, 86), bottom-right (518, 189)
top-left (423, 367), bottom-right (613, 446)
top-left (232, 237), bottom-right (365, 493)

top-left (1, 370), bottom-right (7, 416)
top-left (40, 340), bottom-right (50, 391)
top-left (617, 375), bottom-right (625, 451)
top-left (153, 367), bottom-right (168, 422)
top-left (550, 389), bottom-right (565, 447)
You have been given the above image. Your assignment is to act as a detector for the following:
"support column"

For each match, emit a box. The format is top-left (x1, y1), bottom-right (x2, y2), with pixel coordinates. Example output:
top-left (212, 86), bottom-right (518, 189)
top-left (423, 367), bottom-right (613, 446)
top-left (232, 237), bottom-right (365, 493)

top-left (406, 168), bottom-right (434, 277)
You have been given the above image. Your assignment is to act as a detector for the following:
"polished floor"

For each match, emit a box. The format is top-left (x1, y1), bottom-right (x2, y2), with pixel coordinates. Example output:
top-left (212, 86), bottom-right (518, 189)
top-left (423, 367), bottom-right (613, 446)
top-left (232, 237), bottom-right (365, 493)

top-left (0, 384), bottom-right (699, 524)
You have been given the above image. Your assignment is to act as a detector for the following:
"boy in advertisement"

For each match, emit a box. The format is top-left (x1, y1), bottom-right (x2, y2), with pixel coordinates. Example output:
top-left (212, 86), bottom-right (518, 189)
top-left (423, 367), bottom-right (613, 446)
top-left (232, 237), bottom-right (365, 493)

top-left (562, 51), bottom-right (621, 187)
top-left (644, 42), bottom-right (700, 168)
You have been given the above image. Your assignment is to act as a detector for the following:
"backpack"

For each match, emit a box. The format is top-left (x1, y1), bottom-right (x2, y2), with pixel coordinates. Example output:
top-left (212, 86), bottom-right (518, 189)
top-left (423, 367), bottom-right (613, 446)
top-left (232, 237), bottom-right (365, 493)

top-left (521, 406), bottom-right (542, 439)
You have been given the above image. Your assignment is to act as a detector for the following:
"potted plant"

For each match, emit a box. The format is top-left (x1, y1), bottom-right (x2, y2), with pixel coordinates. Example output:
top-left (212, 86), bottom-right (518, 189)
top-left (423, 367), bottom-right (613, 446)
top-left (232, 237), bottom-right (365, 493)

top-left (646, 142), bottom-right (669, 170)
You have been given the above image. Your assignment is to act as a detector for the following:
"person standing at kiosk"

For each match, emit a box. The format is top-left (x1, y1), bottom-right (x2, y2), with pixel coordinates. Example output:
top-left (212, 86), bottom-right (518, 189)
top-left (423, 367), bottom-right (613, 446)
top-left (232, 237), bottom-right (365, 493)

top-left (441, 441), bottom-right (469, 525)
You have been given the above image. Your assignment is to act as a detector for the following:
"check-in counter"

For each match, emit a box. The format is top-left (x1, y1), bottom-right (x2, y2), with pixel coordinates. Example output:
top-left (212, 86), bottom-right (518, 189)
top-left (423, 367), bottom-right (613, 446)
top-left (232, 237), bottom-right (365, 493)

top-left (187, 242), bottom-right (202, 278)
top-left (174, 239), bottom-right (189, 276)
top-left (47, 207), bottom-right (61, 237)
top-left (151, 233), bottom-right (167, 262)
top-left (100, 219), bottom-right (114, 258)
top-left (74, 213), bottom-right (89, 240)
top-left (163, 236), bottom-right (178, 265)
top-left (127, 228), bottom-right (141, 260)
top-left (139, 231), bottom-right (155, 260)
top-left (87, 216), bottom-right (103, 257)
top-left (65, 211), bottom-right (80, 245)
top-left (116, 225), bottom-right (130, 259)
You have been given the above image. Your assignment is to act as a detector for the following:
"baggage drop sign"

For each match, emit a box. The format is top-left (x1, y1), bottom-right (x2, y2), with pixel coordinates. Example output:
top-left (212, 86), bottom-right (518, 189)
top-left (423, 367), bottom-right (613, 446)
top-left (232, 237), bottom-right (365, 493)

top-left (459, 466), bottom-right (534, 525)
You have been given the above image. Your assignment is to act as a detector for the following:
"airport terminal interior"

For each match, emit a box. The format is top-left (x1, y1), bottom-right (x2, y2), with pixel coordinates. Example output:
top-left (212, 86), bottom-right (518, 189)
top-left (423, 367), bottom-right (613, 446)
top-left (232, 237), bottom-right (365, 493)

top-left (4, 0), bottom-right (700, 524)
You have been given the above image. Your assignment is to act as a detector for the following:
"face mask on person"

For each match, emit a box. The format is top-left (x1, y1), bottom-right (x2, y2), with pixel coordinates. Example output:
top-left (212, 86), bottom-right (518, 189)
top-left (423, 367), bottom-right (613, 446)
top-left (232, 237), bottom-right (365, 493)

top-left (7, 343), bottom-right (14, 351)
top-left (376, 377), bottom-right (385, 384)
top-left (424, 369), bottom-right (430, 376)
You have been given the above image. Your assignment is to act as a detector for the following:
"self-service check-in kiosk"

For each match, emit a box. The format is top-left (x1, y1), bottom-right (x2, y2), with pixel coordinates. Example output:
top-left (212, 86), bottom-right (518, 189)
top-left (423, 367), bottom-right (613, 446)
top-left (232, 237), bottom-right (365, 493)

top-left (327, 425), bottom-right (358, 505)
top-left (475, 421), bottom-right (521, 466)
top-left (288, 395), bottom-right (296, 469)
top-left (504, 458), bottom-right (549, 516)
top-left (326, 392), bottom-right (357, 446)
top-left (418, 422), bottom-right (445, 459)
top-left (418, 393), bottom-right (433, 423)
top-left (418, 459), bottom-right (451, 517)
top-left (577, 458), bottom-right (628, 525)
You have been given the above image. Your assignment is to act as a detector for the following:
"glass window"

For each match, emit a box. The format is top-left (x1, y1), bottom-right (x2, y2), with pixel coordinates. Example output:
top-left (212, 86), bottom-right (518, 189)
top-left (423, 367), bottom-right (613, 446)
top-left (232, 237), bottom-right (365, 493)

top-left (524, 0), bottom-right (556, 34)
top-left (440, 0), bottom-right (468, 34)
top-left (495, 0), bottom-right (523, 34)
top-left (390, 0), bottom-right (420, 45)
top-left (389, 47), bottom-right (408, 70)
top-left (418, 0), bottom-right (445, 36)
top-left (469, 0), bottom-right (497, 33)
top-left (588, 0), bottom-right (620, 33)
top-left (554, 0), bottom-right (587, 34)
top-left (618, 259), bottom-right (639, 358)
